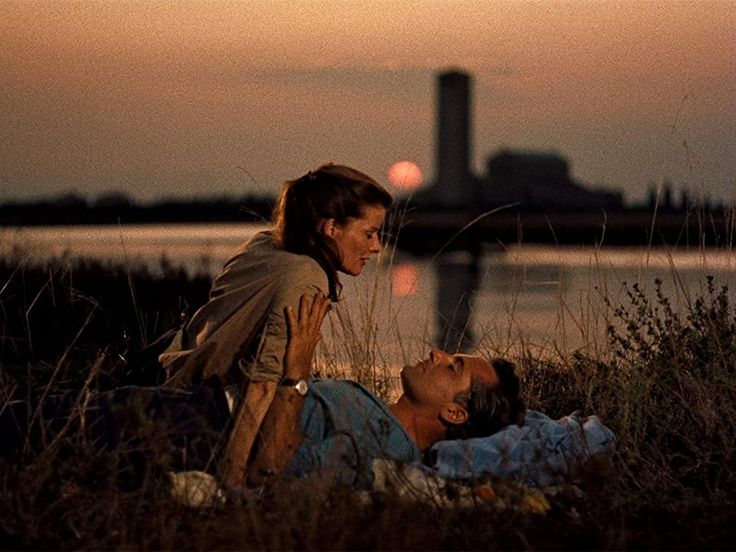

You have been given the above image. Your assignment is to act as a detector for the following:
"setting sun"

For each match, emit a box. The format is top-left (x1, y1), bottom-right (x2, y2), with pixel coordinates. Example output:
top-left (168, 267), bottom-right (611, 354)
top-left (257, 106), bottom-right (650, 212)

top-left (391, 263), bottom-right (419, 297)
top-left (387, 161), bottom-right (423, 191)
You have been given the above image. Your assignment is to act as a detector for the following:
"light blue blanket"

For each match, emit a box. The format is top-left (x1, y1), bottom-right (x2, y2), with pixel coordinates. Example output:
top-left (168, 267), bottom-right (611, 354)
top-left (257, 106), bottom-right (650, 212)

top-left (426, 411), bottom-right (616, 486)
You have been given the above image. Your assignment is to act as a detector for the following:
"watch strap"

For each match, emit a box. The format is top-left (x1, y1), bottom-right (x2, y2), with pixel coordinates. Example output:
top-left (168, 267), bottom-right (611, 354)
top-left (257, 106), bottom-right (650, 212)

top-left (278, 377), bottom-right (308, 396)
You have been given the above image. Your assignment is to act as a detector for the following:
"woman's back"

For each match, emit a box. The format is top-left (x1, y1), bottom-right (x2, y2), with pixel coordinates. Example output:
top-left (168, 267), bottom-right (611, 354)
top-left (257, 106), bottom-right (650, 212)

top-left (159, 231), bottom-right (328, 386)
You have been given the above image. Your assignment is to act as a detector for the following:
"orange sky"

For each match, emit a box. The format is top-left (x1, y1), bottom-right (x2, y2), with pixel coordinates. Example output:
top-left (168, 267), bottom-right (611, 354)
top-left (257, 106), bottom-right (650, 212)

top-left (1, 0), bottom-right (734, 203)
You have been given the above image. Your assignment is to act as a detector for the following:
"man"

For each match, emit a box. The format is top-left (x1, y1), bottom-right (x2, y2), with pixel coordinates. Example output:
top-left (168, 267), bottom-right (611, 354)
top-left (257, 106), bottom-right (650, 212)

top-left (1, 294), bottom-right (524, 491)
top-left (239, 293), bottom-right (525, 488)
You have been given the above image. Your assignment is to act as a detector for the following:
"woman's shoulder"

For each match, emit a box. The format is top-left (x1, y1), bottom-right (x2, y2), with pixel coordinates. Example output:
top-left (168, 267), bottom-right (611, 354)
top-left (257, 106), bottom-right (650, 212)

top-left (228, 231), bottom-right (327, 287)
top-left (274, 253), bottom-right (329, 299)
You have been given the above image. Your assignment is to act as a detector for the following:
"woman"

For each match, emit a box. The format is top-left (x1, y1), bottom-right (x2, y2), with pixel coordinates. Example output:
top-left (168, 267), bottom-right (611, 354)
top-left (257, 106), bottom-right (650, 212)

top-left (159, 163), bottom-right (392, 487)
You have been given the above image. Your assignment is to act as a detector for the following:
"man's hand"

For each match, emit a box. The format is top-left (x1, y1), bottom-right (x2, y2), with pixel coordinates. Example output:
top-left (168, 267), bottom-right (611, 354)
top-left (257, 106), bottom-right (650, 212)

top-left (283, 292), bottom-right (331, 381)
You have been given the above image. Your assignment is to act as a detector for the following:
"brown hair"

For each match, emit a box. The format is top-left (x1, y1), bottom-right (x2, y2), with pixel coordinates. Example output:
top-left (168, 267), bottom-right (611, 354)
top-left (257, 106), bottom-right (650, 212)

top-left (445, 358), bottom-right (526, 440)
top-left (272, 163), bottom-right (393, 300)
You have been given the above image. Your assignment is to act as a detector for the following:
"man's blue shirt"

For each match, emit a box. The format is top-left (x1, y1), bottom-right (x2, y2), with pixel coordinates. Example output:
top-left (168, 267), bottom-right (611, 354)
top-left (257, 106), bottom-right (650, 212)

top-left (285, 379), bottom-right (420, 487)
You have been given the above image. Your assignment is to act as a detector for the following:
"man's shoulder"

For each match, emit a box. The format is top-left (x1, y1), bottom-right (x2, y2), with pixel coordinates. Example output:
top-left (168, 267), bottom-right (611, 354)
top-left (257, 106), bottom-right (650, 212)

top-left (308, 380), bottom-right (394, 422)
top-left (309, 378), bottom-right (372, 397)
top-left (306, 379), bottom-right (420, 464)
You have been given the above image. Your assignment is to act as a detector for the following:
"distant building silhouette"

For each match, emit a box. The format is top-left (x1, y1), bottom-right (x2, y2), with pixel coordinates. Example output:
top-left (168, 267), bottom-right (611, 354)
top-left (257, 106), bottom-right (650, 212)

top-left (481, 149), bottom-right (622, 210)
top-left (418, 70), bottom-right (623, 212)
top-left (435, 70), bottom-right (473, 208)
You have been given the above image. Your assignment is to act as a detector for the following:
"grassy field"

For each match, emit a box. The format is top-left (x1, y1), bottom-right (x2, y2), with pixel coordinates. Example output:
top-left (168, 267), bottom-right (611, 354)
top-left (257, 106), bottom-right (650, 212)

top-left (1, 250), bottom-right (735, 550)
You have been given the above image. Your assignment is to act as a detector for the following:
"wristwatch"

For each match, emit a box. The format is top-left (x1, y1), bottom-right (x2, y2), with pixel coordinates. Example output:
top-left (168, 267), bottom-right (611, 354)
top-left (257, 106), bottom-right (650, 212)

top-left (279, 378), bottom-right (309, 397)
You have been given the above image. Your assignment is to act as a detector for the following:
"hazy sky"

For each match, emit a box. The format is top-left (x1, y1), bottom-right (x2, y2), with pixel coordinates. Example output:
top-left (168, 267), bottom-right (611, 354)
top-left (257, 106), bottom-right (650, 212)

top-left (1, 0), bottom-right (734, 204)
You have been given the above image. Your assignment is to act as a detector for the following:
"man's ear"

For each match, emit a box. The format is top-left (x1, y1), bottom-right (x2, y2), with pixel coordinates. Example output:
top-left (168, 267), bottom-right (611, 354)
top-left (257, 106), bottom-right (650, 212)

top-left (439, 403), bottom-right (468, 426)
top-left (320, 218), bottom-right (339, 238)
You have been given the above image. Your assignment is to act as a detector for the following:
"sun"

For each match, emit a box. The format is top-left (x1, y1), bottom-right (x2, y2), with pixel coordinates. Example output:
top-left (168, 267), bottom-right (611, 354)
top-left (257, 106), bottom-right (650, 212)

top-left (391, 263), bottom-right (419, 297)
top-left (387, 161), bottom-right (423, 190)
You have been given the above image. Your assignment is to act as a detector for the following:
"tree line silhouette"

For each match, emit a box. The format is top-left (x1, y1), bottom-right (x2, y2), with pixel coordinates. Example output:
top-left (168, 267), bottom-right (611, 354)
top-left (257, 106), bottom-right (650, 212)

top-left (0, 191), bottom-right (276, 226)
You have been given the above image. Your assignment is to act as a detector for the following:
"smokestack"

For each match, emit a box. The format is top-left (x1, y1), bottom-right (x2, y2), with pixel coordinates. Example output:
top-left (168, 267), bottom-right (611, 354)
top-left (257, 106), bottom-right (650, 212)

top-left (435, 70), bottom-right (472, 207)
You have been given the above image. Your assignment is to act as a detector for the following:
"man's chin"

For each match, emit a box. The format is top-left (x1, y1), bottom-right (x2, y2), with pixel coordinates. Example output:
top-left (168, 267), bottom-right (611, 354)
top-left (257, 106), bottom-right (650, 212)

top-left (399, 367), bottom-right (409, 387)
top-left (399, 365), bottom-right (416, 389)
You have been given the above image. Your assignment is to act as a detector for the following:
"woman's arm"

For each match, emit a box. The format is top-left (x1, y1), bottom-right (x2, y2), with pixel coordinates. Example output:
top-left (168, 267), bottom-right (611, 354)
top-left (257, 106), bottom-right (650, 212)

top-left (222, 292), bottom-right (330, 488)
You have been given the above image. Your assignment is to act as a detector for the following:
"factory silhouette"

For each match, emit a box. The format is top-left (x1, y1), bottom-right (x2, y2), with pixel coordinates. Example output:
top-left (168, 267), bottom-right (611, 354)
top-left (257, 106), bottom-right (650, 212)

top-left (398, 69), bottom-right (727, 254)
top-left (416, 70), bottom-right (622, 212)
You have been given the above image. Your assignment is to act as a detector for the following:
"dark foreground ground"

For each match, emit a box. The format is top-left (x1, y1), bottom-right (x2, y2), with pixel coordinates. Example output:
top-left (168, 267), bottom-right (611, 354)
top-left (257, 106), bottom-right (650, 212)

top-left (1, 255), bottom-right (735, 549)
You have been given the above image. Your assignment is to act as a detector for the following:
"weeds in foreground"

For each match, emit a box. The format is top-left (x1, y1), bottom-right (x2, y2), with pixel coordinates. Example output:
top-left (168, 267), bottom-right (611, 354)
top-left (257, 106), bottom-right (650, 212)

top-left (0, 255), bottom-right (210, 393)
top-left (520, 274), bottom-right (736, 546)
top-left (2, 256), bottom-right (736, 549)
top-left (602, 277), bottom-right (736, 508)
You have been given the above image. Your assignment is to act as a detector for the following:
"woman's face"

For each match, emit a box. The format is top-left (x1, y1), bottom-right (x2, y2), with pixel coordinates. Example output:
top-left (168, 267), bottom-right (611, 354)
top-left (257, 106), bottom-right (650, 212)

top-left (329, 204), bottom-right (386, 276)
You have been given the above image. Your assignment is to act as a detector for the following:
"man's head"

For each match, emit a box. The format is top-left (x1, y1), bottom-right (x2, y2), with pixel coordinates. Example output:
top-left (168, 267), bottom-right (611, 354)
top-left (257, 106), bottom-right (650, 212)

top-left (399, 349), bottom-right (525, 442)
top-left (444, 357), bottom-right (526, 440)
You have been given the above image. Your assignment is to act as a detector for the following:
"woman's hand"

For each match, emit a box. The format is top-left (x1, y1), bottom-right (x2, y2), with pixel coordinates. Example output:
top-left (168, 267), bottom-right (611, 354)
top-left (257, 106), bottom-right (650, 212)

top-left (283, 292), bottom-right (331, 380)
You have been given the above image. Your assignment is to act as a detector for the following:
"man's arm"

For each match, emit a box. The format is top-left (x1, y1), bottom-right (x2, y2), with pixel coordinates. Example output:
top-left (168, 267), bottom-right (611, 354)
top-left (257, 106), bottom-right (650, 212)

top-left (221, 380), bottom-right (276, 488)
top-left (221, 282), bottom-right (325, 489)
top-left (228, 292), bottom-right (330, 488)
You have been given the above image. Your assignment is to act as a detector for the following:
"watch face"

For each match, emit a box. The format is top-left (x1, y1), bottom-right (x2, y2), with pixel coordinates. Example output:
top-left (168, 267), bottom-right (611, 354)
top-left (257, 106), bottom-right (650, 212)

top-left (295, 379), bottom-right (308, 396)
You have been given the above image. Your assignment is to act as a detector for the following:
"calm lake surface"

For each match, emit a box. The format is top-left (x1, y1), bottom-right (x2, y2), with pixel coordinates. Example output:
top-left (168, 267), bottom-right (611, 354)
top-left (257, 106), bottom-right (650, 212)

top-left (3, 223), bottom-right (735, 368)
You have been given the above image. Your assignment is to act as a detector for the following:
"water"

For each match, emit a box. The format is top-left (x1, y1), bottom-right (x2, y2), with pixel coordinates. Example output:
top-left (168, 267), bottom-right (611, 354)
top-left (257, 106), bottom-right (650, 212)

top-left (0, 223), bottom-right (269, 275)
top-left (3, 223), bottom-right (735, 368)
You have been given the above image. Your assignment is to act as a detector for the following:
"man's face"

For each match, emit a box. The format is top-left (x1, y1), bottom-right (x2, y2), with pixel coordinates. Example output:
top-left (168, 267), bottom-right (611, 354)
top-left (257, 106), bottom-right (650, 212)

top-left (400, 349), bottom-right (499, 412)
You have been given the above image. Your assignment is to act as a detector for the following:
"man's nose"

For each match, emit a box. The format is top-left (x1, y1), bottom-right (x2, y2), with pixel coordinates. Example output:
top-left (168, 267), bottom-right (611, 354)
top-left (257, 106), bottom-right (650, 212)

top-left (430, 348), bottom-right (449, 364)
